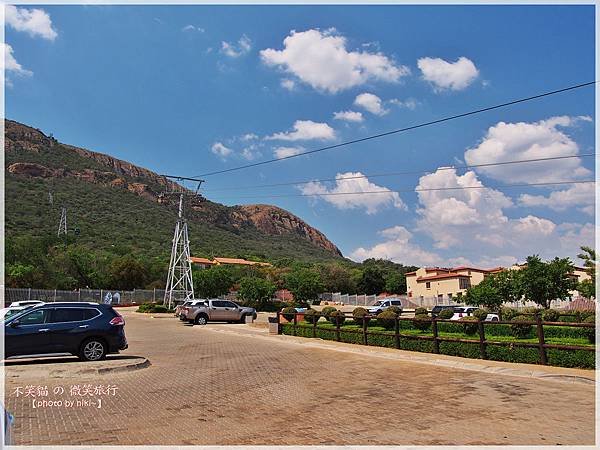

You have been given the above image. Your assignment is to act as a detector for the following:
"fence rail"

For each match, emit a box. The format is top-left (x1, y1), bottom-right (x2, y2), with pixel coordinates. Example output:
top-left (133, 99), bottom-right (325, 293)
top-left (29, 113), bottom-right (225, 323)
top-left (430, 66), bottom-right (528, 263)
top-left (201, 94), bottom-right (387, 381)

top-left (277, 311), bottom-right (595, 367)
top-left (3, 288), bottom-right (166, 307)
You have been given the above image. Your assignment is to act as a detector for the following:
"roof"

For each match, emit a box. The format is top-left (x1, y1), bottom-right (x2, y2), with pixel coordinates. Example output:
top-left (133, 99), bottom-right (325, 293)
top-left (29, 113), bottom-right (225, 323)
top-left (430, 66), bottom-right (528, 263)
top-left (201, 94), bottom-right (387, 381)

top-left (189, 257), bottom-right (217, 265)
top-left (417, 273), bottom-right (470, 282)
top-left (405, 271), bottom-right (417, 276)
top-left (213, 257), bottom-right (272, 267)
top-left (452, 266), bottom-right (495, 273)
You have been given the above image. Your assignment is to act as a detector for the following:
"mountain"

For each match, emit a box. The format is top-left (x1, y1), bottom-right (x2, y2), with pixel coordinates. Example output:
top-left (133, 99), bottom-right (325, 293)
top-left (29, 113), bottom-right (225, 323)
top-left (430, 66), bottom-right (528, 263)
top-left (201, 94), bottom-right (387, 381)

top-left (5, 119), bottom-right (342, 262)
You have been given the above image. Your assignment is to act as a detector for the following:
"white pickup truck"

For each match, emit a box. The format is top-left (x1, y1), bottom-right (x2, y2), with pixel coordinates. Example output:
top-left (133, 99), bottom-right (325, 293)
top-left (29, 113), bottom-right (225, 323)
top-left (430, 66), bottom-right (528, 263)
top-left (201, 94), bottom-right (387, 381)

top-left (183, 299), bottom-right (257, 325)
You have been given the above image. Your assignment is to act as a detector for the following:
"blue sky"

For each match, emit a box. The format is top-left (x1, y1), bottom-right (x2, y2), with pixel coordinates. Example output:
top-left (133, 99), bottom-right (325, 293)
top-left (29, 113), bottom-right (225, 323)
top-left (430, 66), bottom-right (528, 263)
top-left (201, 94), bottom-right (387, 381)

top-left (5, 4), bottom-right (596, 268)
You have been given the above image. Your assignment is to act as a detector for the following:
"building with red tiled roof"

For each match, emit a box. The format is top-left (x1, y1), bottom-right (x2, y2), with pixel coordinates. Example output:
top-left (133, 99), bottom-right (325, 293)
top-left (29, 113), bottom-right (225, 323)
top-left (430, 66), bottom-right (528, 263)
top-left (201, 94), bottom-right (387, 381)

top-left (189, 256), bottom-right (272, 268)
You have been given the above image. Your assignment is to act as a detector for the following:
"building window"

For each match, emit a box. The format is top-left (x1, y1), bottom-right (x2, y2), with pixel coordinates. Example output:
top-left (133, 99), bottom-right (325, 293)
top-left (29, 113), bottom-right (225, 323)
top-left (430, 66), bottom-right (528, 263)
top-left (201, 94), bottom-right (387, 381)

top-left (459, 278), bottom-right (471, 290)
top-left (426, 282), bottom-right (431, 289)
top-left (448, 293), bottom-right (453, 300)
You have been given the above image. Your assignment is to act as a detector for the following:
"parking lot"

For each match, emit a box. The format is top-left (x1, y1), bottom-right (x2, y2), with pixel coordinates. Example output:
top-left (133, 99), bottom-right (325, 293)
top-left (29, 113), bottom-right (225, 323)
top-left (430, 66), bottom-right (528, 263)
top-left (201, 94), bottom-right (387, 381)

top-left (4, 307), bottom-right (596, 445)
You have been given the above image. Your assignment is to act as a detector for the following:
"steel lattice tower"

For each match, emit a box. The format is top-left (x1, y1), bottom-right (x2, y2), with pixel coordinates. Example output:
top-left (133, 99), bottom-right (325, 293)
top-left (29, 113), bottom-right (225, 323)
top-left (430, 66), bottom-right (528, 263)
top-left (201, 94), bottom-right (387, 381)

top-left (57, 206), bottom-right (67, 237)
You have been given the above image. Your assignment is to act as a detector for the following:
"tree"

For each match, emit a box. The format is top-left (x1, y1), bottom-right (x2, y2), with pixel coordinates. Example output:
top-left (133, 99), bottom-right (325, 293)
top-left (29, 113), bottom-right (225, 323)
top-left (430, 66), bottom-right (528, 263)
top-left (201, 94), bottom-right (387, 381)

top-left (237, 277), bottom-right (277, 309)
top-left (577, 246), bottom-right (597, 299)
top-left (464, 276), bottom-right (503, 311)
top-left (520, 255), bottom-right (577, 309)
top-left (317, 263), bottom-right (357, 293)
top-left (109, 255), bottom-right (148, 290)
top-left (357, 266), bottom-right (385, 295)
top-left (194, 266), bottom-right (233, 298)
top-left (284, 268), bottom-right (324, 305)
top-left (491, 269), bottom-right (523, 305)
top-left (384, 272), bottom-right (406, 294)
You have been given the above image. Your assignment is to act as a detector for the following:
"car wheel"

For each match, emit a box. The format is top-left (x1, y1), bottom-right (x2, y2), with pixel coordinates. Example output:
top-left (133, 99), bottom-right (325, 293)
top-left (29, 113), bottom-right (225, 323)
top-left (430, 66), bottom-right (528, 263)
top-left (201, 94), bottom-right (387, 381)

top-left (79, 338), bottom-right (107, 361)
top-left (238, 314), bottom-right (246, 324)
top-left (195, 315), bottom-right (208, 325)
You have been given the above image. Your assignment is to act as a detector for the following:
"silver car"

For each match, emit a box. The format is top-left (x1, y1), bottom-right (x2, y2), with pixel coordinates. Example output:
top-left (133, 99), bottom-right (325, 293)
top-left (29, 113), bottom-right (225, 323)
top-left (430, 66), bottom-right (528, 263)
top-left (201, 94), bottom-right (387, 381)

top-left (184, 299), bottom-right (257, 325)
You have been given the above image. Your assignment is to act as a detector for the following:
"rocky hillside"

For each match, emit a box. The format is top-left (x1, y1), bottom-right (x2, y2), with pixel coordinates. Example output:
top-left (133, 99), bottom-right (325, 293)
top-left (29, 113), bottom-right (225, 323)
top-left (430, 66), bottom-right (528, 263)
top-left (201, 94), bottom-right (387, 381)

top-left (5, 119), bottom-right (342, 261)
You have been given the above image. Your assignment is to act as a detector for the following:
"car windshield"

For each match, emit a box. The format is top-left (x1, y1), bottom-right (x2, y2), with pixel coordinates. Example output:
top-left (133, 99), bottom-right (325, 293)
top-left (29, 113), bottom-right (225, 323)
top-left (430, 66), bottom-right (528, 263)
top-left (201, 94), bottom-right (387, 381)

top-left (372, 301), bottom-right (383, 307)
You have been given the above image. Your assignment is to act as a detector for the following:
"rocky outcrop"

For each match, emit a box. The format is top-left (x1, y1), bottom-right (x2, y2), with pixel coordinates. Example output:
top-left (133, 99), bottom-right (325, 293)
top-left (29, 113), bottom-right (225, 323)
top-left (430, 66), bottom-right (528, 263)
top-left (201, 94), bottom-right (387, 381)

top-left (5, 119), bottom-right (342, 257)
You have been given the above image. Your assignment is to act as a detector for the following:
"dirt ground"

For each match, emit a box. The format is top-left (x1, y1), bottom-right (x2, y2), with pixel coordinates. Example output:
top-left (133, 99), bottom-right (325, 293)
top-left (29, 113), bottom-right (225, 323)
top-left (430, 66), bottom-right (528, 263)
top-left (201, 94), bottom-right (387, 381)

top-left (3, 307), bottom-right (596, 445)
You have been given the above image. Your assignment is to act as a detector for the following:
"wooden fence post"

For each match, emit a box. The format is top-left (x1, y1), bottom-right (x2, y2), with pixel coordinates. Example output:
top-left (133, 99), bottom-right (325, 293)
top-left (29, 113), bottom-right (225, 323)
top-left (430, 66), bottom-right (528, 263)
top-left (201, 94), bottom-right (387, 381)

top-left (293, 312), bottom-right (297, 336)
top-left (478, 319), bottom-right (487, 360)
top-left (336, 315), bottom-right (341, 341)
top-left (276, 311), bottom-right (282, 335)
top-left (432, 317), bottom-right (439, 354)
top-left (312, 316), bottom-right (317, 338)
top-left (394, 317), bottom-right (400, 349)
top-left (363, 317), bottom-right (368, 345)
top-left (536, 313), bottom-right (548, 365)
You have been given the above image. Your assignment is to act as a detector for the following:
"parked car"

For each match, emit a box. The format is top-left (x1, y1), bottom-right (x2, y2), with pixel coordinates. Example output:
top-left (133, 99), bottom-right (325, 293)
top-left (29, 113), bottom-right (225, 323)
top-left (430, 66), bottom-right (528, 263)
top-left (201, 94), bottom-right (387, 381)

top-left (1, 305), bottom-right (33, 321)
top-left (184, 299), bottom-right (257, 325)
top-left (8, 300), bottom-right (44, 308)
top-left (1, 402), bottom-right (13, 446)
top-left (431, 305), bottom-right (458, 317)
top-left (177, 300), bottom-right (208, 320)
top-left (4, 302), bottom-right (128, 361)
top-left (367, 298), bottom-right (403, 315)
top-left (450, 306), bottom-right (499, 321)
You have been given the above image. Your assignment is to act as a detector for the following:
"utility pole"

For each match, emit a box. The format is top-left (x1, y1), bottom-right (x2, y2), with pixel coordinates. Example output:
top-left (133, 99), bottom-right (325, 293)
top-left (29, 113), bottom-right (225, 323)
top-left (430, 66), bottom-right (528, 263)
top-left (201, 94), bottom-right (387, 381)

top-left (58, 205), bottom-right (67, 237)
top-left (161, 176), bottom-right (204, 309)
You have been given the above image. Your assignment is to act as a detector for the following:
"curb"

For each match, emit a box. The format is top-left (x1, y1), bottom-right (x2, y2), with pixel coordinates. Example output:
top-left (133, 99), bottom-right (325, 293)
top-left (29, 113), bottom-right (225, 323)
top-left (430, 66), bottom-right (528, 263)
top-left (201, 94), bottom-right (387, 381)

top-left (80, 357), bottom-right (151, 375)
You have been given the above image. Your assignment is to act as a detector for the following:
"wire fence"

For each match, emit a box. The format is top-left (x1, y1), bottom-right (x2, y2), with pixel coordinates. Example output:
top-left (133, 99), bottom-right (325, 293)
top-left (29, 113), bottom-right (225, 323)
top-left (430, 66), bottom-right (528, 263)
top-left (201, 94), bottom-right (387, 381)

top-left (3, 288), bottom-right (166, 307)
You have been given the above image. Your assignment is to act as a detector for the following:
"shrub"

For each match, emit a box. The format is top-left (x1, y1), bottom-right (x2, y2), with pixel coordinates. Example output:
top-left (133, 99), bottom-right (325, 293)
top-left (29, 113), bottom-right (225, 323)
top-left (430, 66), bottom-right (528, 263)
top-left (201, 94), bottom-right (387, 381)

top-left (352, 307), bottom-right (370, 326)
top-left (387, 305), bottom-right (402, 316)
top-left (376, 309), bottom-right (398, 330)
top-left (321, 306), bottom-right (337, 319)
top-left (542, 309), bottom-right (560, 323)
top-left (510, 315), bottom-right (533, 338)
top-left (584, 315), bottom-right (595, 344)
top-left (415, 307), bottom-right (429, 316)
top-left (151, 305), bottom-right (168, 313)
top-left (281, 306), bottom-right (297, 322)
top-left (328, 310), bottom-right (346, 325)
top-left (303, 308), bottom-right (320, 324)
top-left (438, 308), bottom-right (454, 320)
top-left (136, 303), bottom-right (153, 313)
top-left (522, 307), bottom-right (542, 316)
top-left (500, 307), bottom-right (519, 321)
top-left (578, 310), bottom-right (595, 322)
top-left (472, 308), bottom-right (489, 321)
top-left (460, 316), bottom-right (479, 335)
top-left (413, 313), bottom-right (431, 332)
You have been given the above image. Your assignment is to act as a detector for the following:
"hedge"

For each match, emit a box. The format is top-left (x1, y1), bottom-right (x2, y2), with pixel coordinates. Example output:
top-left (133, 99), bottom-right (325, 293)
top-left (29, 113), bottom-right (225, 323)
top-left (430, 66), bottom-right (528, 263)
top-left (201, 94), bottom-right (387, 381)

top-left (280, 323), bottom-right (594, 369)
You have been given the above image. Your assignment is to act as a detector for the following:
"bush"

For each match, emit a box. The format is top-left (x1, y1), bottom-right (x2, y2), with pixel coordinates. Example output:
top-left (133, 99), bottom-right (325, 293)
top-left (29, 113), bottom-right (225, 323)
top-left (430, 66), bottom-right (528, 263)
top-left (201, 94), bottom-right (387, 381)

top-left (472, 308), bottom-right (489, 321)
top-left (136, 303), bottom-right (172, 313)
top-left (151, 305), bottom-right (168, 313)
top-left (522, 307), bottom-right (542, 316)
top-left (303, 308), bottom-right (320, 324)
top-left (328, 310), bottom-right (346, 325)
top-left (321, 306), bottom-right (337, 319)
top-left (387, 305), bottom-right (402, 316)
top-left (510, 315), bottom-right (533, 338)
top-left (281, 306), bottom-right (297, 322)
top-left (578, 310), bottom-right (595, 322)
top-left (414, 307), bottom-right (429, 316)
top-left (136, 303), bottom-right (153, 313)
top-left (542, 309), bottom-right (560, 323)
top-left (500, 307), bottom-right (519, 321)
top-left (584, 315), bottom-right (595, 344)
top-left (352, 307), bottom-right (370, 326)
top-left (413, 313), bottom-right (431, 332)
top-left (460, 316), bottom-right (479, 335)
top-left (438, 308), bottom-right (454, 320)
top-left (376, 309), bottom-right (398, 330)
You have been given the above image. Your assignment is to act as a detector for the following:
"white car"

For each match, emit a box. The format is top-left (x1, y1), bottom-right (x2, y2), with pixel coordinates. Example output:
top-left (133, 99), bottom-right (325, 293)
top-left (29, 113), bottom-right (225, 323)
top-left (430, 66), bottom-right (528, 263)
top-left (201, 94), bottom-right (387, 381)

top-left (451, 306), bottom-right (499, 322)
top-left (367, 298), bottom-right (403, 315)
top-left (9, 300), bottom-right (45, 308)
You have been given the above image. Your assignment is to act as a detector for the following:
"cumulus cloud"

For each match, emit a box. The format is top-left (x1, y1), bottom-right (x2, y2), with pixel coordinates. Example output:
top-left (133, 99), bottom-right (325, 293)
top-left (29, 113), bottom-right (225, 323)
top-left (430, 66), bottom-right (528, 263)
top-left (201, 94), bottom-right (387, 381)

top-left (389, 98), bottom-right (418, 110)
top-left (300, 172), bottom-right (406, 214)
top-left (211, 142), bottom-right (233, 159)
top-left (240, 133), bottom-right (258, 141)
top-left (273, 146), bottom-right (303, 159)
top-left (417, 56), bottom-right (478, 91)
top-left (333, 110), bottom-right (364, 122)
top-left (280, 79), bottom-right (296, 90)
top-left (6, 5), bottom-right (57, 41)
top-left (241, 144), bottom-right (261, 161)
top-left (266, 120), bottom-right (335, 141)
top-left (182, 25), bottom-right (205, 33)
top-left (260, 28), bottom-right (409, 94)
top-left (221, 35), bottom-right (252, 58)
top-left (354, 93), bottom-right (388, 116)
top-left (2, 43), bottom-right (33, 81)
top-left (518, 183), bottom-right (595, 214)
top-left (464, 116), bottom-right (592, 183)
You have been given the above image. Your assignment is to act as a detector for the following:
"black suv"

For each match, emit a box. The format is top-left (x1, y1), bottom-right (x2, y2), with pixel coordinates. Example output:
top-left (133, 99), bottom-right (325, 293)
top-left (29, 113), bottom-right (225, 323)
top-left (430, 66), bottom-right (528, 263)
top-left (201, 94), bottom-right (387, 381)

top-left (4, 302), bottom-right (128, 361)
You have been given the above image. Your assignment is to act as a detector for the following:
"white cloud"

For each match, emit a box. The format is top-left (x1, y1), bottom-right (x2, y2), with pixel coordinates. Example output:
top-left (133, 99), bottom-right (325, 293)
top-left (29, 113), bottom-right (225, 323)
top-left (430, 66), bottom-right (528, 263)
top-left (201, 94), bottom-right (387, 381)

top-left (221, 35), bottom-right (252, 58)
top-left (518, 183), bottom-right (595, 214)
top-left (260, 28), bottom-right (409, 94)
top-left (464, 116), bottom-right (592, 183)
top-left (417, 56), bottom-right (479, 91)
top-left (211, 142), bottom-right (233, 159)
top-left (2, 43), bottom-right (33, 79)
top-left (389, 98), bottom-right (418, 110)
top-left (354, 93), bottom-right (388, 116)
top-left (280, 79), bottom-right (296, 91)
top-left (333, 110), bottom-right (364, 123)
top-left (557, 222), bottom-right (596, 256)
top-left (240, 133), bottom-right (258, 142)
top-left (300, 172), bottom-right (406, 215)
top-left (512, 215), bottom-right (556, 236)
top-left (182, 25), bottom-right (205, 33)
top-left (241, 144), bottom-right (261, 161)
top-left (273, 146), bottom-right (304, 159)
top-left (6, 5), bottom-right (57, 41)
top-left (266, 120), bottom-right (335, 141)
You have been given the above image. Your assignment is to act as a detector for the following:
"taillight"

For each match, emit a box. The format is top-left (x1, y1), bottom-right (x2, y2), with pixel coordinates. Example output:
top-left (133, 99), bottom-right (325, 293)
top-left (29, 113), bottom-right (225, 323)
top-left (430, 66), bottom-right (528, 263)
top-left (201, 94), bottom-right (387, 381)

top-left (110, 316), bottom-right (125, 326)
top-left (458, 313), bottom-right (463, 318)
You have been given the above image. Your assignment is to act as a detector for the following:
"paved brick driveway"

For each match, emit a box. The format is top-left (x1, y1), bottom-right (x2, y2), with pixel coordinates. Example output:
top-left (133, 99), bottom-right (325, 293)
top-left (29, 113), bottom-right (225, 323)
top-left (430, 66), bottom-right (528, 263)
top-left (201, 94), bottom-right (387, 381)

top-left (3, 308), bottom-right (595, 445)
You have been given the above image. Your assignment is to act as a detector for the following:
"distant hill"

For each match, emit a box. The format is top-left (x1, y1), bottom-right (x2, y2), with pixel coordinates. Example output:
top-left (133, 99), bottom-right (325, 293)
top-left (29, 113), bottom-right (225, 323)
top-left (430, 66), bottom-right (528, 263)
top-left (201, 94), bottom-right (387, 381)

top-left (5, 119), bottom-right (343, 262)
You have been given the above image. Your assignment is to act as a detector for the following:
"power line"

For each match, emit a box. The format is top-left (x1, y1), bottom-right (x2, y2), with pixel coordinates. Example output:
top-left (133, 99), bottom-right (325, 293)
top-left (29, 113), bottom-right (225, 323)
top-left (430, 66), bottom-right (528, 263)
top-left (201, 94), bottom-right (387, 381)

top-left (207, 180), bottom-right (595, 201)
top-left (201, 153), bottom-right (596, 193)
top-left (194, 80), bottom-right (596, 177)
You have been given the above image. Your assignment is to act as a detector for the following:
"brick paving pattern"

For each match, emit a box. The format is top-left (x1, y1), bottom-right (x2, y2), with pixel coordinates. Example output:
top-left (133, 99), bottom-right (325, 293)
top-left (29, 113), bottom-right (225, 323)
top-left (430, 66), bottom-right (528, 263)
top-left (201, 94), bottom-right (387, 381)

top-left (4, 309), bottom-right (595, 445)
